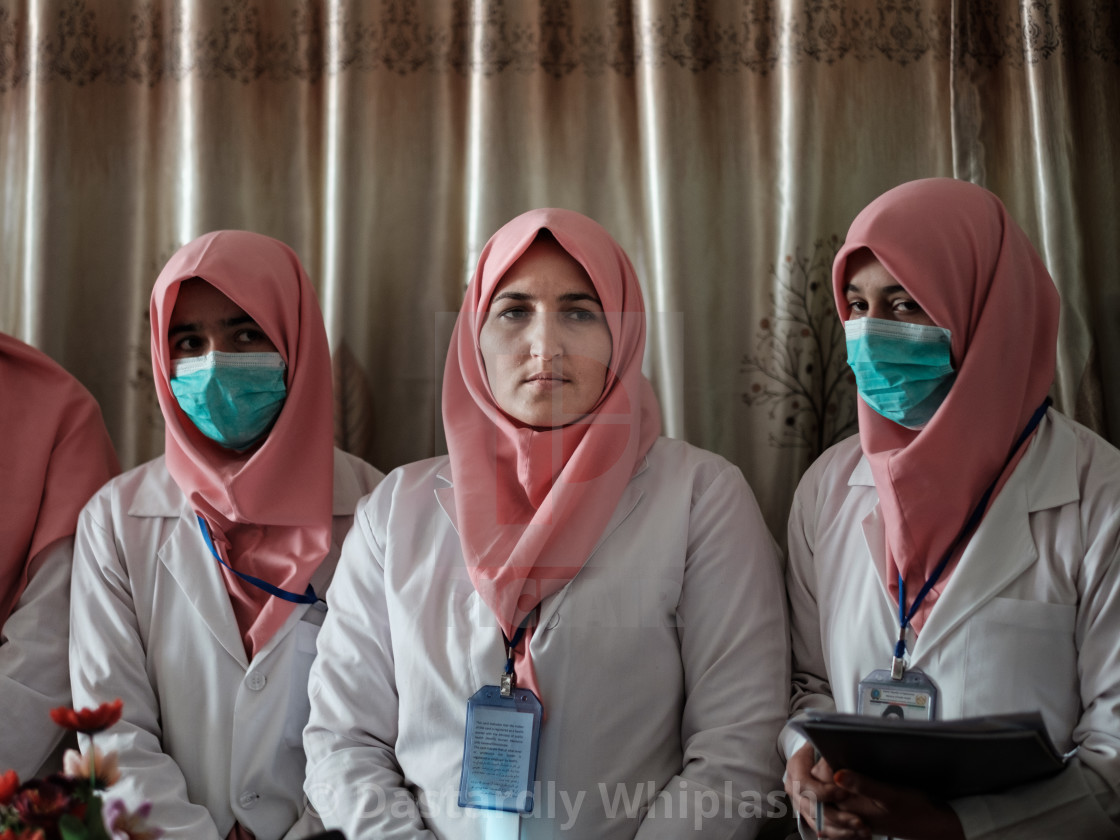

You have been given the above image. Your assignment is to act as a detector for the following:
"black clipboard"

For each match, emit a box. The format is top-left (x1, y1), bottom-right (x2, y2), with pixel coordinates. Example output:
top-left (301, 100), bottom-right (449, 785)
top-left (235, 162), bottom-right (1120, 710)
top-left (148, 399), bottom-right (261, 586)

top-left (792, 710), bottom-right (1068, 799)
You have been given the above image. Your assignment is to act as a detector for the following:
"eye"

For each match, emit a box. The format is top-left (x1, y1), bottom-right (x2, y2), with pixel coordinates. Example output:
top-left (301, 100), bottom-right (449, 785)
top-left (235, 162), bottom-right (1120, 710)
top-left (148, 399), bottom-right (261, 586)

top-left (845, 297), bottom-right (868, 316)
top-left (172, 334), bottom-right (203, 354)
top-left (892, 298), bottom-right (924, 315)
top-left (565, 308), bottom-right (603, 323)
top-left (495, 306), bottom-right (530, 321)
top-left (235, 327), bottom-right (270, 345)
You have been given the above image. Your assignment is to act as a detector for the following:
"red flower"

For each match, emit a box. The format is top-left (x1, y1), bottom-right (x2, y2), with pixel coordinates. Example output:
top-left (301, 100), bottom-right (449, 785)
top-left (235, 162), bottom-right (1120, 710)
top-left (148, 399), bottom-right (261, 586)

top-left (10, 777), bottom-right (82, 840)
top-left (0, 769), bottom-right (19, 804)
top-left (0, 829), bottom-right (47, 840)
top-left (49, 698), bottom-right (123, 734)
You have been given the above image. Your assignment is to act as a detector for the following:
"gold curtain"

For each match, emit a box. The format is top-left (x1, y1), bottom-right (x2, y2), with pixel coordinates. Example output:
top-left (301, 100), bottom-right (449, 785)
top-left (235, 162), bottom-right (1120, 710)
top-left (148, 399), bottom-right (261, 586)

top-left (2, 0), bottom-right (1116, 543)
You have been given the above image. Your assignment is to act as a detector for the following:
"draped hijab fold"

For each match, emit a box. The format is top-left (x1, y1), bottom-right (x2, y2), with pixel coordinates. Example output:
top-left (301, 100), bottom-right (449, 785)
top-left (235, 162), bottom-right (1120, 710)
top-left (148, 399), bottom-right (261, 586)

top-left (150, 230), bottom-right (335, 656)
top-left (832, 179), bottom-right (1059, 629)
top-left (0, 333), bottom-right (120, 625)
top-left (443, 208), bottom-right (662, 697)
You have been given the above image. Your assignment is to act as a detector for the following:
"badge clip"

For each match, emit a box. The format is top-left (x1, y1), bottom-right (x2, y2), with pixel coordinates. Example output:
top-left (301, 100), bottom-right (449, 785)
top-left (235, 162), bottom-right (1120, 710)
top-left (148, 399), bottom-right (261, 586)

top-left (890, 655), bottom-right (906, 681)
top-left (890, 624), bottom-right (907, 680)
top-left (500, 671), bottom-right (514, 698)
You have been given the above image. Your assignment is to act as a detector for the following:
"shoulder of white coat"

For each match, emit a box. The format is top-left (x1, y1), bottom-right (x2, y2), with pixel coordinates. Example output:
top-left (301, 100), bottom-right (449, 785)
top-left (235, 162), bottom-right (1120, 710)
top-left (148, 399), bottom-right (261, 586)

top-left (794, 433), bottom-right (864, 500)
top-left (640, 436), bottom-right (749, 500)
top-left (1048, 410), bottom-right (1120, 487)
top-left (332, 447), bottom-right (386, 514)
top-left (82, 456), bottom-right (183, 521)
top-left (1040, 410), bottom-right (1120, 542)
top-left (356, 454), bottom-right (451, 514)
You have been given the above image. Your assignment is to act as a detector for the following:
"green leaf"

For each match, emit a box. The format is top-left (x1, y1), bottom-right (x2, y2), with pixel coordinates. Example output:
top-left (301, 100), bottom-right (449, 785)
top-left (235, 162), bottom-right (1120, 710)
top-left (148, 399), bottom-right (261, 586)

top-left (59, 811), bottom-right (90, 840)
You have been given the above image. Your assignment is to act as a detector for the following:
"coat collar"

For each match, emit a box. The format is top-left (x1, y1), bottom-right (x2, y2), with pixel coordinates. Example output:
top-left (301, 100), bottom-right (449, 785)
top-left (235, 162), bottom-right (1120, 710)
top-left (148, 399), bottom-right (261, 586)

top-left (847, 411), bottom-right (1077, 514)
top-left (129, 449), bottom-right (367, 517)
top-left (849, 411), bottom-right (1081, 662)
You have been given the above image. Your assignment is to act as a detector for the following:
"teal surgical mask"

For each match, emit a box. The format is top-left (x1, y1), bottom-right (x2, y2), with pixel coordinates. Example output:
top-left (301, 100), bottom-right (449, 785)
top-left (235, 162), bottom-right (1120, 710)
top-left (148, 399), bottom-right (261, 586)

top-left (844, 318), bottom-right (955, 428)
top-left (170, 351), bottom-right (287, 450)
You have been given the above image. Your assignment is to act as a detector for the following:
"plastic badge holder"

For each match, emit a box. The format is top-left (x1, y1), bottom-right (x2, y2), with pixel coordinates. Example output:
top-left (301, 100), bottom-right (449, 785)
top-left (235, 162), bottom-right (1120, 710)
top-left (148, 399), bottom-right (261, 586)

top-left (458, 685), bottom-right (543, 814)
top-left (857, 668), bottom-right (938, 721)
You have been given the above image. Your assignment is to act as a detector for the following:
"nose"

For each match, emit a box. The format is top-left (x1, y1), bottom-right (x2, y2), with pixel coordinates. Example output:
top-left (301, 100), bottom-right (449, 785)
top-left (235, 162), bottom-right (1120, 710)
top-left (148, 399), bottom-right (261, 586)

top-left (528, 313), bottom-right (563, 359)
top-left (866, 301), bottom-right (895, 321)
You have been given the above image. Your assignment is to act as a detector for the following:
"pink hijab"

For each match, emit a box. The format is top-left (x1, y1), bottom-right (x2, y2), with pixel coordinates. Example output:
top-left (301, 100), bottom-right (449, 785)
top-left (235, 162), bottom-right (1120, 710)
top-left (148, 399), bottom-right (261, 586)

top-left (150, 230), bottom-right (335, 657)
top-left (1, 334), bottom-right (119, 624)
top-left (833, 178), bottom-right (1058, 629)
top-left (444, 208), bottom-right (661, 696)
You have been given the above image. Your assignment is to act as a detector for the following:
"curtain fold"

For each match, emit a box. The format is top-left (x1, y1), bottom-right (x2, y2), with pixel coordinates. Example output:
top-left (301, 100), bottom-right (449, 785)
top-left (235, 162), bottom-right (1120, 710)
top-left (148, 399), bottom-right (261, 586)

top-left (2, 0), bottom-right (1116, 542)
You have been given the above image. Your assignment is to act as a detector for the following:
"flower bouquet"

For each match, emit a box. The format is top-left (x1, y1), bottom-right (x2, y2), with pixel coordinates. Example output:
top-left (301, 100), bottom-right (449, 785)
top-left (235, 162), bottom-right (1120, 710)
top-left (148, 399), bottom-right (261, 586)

top-left (0, 699), bottom-right (161, 840)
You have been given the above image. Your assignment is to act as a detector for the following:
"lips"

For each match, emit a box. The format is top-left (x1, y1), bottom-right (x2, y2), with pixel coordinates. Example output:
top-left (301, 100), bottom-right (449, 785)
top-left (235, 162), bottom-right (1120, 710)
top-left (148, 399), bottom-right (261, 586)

top-left (526, 371), bottom-right (566, 383)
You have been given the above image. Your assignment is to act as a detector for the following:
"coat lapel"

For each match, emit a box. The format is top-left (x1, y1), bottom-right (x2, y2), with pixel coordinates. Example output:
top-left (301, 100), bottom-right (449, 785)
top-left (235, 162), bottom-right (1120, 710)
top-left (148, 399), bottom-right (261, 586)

top-left (909, 477), bottom-right (1038, 662)
top-left (910, 414), bottom-right (1077, 663)
top-left (157, 514), bottom-right (249, 669)
top-left (537, 462), bottom-right (647, 632)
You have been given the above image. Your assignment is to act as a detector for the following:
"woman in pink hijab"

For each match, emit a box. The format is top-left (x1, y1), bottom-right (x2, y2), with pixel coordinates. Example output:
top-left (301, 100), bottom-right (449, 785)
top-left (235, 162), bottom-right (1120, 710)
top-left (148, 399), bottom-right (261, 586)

top-left (69, 231), bottom-right (383, 840)
top-left (304, 208), bottom-right (789, 839)
top-left (783, 179), bottom-right (1120, 839)
top-left (0, 333), bottom-right (118, 776)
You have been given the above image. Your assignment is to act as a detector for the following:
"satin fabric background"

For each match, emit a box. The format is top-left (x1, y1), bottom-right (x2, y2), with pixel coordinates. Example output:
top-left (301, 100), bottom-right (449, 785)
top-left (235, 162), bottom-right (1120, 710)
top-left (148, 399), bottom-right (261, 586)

top-left (1, 1), bottom-right (1116, 543)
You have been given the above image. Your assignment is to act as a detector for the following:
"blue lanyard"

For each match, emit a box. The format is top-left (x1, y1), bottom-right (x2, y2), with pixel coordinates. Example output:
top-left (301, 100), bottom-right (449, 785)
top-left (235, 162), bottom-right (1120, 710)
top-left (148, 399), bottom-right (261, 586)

top-left (196, 515), bottom-right (318, 605)
top-left (892, 398), bottom-right (1051, 677)
top-left (500, 611), bottom-right (537, 697)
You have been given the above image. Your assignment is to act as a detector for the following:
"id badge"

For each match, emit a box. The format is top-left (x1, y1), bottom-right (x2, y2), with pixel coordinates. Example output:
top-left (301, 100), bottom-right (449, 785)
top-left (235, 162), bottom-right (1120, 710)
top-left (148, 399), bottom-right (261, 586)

top-left (458, 685), bottom-right (543, 814)
top-left (857, 668), bottom-right (938, 720)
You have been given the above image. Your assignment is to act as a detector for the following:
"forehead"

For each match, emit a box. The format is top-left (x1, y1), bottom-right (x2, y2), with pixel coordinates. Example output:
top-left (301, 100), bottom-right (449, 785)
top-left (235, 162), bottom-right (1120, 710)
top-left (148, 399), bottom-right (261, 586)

top-left (169, 278), bottom-right (249, 324)
top-left (491, 238), bottom-right (596, 299)
top-left (844, 251), bottom-right (907, 293)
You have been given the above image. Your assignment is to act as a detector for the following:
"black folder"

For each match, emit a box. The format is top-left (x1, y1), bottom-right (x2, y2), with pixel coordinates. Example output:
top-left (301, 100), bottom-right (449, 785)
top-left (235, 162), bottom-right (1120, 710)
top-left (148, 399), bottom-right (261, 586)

top-left (792, 710), bottom-right (1068, 799)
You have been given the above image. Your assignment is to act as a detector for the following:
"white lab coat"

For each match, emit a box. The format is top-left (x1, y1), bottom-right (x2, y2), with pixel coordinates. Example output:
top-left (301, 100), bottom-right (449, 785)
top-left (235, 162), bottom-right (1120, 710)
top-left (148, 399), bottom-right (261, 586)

top-left (70, 449), bottom-right (383, 840)
top-left (1, 536), bottom-right (77, 776)
top-left (783, 410), bottom-right (1120, 839)
top-left (304, 436), bottom-right (790, 840)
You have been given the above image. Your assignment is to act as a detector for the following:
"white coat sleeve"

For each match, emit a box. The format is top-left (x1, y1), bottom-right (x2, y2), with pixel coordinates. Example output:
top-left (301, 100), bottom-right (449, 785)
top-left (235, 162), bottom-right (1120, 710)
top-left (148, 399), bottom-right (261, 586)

top-left (69, 497), bottom-right (223, 840)
top-left (949, 465), bottom-right (1120, 840)
top-left (633, 463), bottom-right (790, 840)
top-left (780, 472), bottom-right (835, 764)
top-left (0, 537), bottom-right (74, 777)
top-left (303, 492), bottom-right (438, 840)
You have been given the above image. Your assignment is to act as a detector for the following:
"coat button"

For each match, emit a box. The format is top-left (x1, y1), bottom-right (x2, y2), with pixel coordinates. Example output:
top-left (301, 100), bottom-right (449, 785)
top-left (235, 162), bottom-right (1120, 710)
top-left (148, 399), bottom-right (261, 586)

top-left (246, 671), bottom-right (267, 691)
top-left (239, 791), bottom-right (259, 809)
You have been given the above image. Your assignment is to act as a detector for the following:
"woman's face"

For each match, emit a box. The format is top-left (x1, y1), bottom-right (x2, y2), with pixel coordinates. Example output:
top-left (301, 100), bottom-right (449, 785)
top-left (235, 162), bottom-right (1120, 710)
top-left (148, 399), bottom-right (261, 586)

top-left (168, 278), bottom-right (278, 359)
top-left (842, 251), bottom-right (936, 326)
top-left (479, 238), bottom-right (613, 429)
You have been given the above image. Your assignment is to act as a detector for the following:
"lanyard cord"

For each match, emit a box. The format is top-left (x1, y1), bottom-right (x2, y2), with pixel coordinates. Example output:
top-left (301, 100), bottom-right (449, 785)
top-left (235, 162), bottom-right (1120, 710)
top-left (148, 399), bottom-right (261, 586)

top-left (500, 610), bottom-right (538, 696)
top-left (894, 398), bottom-right (1051, 665)
top-left (196, 514), bottom-right (318, 605)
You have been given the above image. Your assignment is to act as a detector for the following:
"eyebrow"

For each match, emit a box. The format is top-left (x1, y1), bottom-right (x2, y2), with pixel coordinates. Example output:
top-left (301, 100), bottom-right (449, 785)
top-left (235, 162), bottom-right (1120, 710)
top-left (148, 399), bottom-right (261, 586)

top-left (844, 282), bottom-right (909, 295)
top-left (167, 314), bottom-right (259, 337)
top-left (491, 290), bottom-right (602, 305)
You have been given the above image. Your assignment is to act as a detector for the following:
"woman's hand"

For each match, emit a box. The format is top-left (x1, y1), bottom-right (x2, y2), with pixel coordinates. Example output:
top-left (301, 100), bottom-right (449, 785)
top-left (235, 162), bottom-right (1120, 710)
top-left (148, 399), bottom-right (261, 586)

top-left (785, 744), bottom-right (868, 838)
top-left (828, 769), bottom-right (965, 840)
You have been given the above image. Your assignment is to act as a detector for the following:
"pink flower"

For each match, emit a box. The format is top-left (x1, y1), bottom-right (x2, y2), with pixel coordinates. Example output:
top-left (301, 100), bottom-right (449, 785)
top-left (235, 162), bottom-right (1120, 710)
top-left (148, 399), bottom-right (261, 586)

top-left (102, 799), bottom-right (164, 840)
top-left (63, 746), bottom-right (121, 788)
top-left (49, 698), bottom-right (123, 734)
